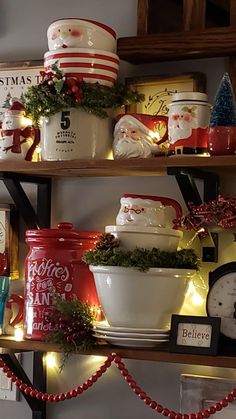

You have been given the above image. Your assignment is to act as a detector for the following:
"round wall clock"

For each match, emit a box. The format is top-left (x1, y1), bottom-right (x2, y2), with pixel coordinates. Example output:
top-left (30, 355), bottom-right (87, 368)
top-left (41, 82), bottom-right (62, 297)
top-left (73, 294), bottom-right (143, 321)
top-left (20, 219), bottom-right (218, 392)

top-left (206, 262), bottom-right (236, 339)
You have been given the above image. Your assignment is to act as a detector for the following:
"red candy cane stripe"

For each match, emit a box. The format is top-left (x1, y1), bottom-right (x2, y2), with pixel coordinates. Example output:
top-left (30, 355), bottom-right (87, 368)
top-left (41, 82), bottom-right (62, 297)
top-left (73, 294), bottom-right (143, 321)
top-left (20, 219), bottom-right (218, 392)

top-left (1, 354), bottom-right (236, 418)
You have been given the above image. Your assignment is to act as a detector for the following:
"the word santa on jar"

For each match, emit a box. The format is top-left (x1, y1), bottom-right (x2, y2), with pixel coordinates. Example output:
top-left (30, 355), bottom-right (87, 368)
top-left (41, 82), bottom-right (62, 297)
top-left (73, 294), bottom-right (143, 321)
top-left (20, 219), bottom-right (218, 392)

top-left (0, 99), bottom-right (39, 161)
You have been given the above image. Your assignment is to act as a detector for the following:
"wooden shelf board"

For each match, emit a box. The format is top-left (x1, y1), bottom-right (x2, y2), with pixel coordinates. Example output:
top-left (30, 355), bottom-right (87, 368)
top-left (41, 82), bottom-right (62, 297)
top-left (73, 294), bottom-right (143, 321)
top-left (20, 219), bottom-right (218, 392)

top-left (117, 26), bottom-right (236, 64)
top-left (0, 156), bottom-right (235, 177)
top-left (1, 337), bottom-right (236, 369)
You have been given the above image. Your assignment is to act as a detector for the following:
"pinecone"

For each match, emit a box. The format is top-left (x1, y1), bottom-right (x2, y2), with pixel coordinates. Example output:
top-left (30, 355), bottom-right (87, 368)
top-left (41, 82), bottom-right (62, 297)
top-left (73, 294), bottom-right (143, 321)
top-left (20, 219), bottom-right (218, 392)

top-left (96, 233), bottom-right (120, 251)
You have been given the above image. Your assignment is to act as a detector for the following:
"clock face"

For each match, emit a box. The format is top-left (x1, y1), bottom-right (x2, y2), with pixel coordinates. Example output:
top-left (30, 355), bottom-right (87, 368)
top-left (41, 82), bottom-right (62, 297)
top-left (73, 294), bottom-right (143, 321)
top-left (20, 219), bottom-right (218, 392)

top-left (207, 272), bottom-right (236, 339)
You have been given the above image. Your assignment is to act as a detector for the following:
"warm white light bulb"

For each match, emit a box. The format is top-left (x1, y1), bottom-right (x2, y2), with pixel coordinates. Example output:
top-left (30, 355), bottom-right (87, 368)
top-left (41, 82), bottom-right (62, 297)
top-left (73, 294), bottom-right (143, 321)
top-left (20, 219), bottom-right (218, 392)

top-left (14, 327), bottom-right (24, 341)
top-left (45, 353), bottom-right (56, 368)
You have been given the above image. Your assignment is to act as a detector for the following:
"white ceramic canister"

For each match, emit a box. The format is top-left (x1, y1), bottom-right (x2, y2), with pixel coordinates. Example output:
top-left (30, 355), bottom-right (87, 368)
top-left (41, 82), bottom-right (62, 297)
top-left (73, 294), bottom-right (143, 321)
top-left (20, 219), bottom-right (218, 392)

top-left (168, 92), bottom-right (211, 155)
top-left (41, 108), bottom-right (113, 161)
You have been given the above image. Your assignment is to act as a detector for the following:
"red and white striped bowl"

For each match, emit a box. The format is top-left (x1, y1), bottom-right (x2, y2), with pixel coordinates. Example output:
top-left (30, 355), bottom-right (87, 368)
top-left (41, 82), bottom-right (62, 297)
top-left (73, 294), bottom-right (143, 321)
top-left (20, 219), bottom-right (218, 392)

top-left (44, 48), bottom-right (119, 87)
top-left (47, 18), bottom-right (116, 53)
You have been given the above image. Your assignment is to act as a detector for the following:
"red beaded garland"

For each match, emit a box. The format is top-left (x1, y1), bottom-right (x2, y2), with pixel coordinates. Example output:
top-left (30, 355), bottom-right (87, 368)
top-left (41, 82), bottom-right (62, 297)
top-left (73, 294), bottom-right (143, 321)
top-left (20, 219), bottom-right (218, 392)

top-left (0, 353), bottom-right (235, 419)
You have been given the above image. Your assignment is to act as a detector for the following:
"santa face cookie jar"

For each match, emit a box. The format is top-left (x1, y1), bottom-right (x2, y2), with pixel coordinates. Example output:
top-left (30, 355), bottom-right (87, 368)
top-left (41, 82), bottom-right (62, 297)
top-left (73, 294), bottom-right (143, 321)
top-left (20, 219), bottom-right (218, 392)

top-left (168, 92), bottom-right (211, 155)
top-left (113, 113), bottom-right (168, 159)
top-left (0, 100), bottom-right (39, 161)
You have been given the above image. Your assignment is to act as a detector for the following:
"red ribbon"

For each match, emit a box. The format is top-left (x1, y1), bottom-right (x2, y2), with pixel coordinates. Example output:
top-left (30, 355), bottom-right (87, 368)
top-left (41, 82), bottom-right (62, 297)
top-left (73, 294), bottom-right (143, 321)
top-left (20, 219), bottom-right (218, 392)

top-left (2, 126), bottom-right (34, 153)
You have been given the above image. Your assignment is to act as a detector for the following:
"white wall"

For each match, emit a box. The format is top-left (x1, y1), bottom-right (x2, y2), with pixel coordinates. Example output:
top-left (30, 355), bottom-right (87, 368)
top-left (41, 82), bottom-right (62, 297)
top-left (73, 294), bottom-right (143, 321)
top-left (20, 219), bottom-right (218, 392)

top-left (1, 1), bottom-right (236, 418)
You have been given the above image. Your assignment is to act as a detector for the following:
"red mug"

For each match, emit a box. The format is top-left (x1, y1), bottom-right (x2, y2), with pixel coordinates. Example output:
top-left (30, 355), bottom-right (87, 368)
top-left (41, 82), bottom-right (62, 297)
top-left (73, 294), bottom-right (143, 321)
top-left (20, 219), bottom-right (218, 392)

top-left (4, 294), bottom-right (24, 335)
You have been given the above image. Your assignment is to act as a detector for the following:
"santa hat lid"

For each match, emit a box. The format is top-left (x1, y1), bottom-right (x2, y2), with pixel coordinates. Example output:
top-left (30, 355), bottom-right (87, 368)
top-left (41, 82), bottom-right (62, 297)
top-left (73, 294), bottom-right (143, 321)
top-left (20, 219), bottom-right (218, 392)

top-left (114, 113), bottom-right (167, 135)
top-left (122, 193), bottom-right (163, 201)
top-left (6, 99), bottom-right (26, 115)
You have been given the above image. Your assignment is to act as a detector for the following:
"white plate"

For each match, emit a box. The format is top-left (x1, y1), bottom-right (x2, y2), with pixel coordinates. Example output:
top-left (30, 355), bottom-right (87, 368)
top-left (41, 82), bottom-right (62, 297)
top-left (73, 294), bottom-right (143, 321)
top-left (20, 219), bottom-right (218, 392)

top-left (93, 328), bottom-right (169, 338)
top-left (93, 334), bottom-right (169, 348)
top-left (93, 323), bottom-right (170, 334)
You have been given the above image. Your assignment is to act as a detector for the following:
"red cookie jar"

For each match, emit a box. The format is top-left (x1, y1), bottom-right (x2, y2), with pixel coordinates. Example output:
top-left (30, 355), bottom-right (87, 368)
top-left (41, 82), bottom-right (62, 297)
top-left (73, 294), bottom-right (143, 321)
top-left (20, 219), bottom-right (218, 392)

top-left (24, 222), bottom-right (100, 340)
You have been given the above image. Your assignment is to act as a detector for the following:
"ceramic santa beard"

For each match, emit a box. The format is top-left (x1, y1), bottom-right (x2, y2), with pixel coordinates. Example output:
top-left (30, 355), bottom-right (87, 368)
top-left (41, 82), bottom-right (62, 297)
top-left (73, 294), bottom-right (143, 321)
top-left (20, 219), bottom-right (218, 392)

top-left (113, 114), bottom-right (168, 159)
top-left (168, 92), bottom-right (211, 155)
top-left (0, 101), bottom-right (39, 161)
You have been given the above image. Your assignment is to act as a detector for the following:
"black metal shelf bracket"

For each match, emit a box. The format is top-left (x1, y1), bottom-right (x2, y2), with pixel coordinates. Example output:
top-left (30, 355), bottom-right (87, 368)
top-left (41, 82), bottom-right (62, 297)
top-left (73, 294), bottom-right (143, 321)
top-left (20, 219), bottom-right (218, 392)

top-left (167, 167), bottom-right (220, 262)
top-left (1, 351), bottom-right (46, 419)
top-left (0, 172), bottom-right (52, 229)
top-left (167, 167), bottom-right (220, 208)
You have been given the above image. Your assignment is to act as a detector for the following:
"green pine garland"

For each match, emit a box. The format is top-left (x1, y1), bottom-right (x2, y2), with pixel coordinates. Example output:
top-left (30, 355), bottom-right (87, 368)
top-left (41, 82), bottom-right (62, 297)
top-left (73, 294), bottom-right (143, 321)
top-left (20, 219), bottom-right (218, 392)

top-left (83, 247), bottom-right (200, 272)
top-left (45, 294), bottom-right (96, 371)
top-left (24, 64), bottom-right (145, 126)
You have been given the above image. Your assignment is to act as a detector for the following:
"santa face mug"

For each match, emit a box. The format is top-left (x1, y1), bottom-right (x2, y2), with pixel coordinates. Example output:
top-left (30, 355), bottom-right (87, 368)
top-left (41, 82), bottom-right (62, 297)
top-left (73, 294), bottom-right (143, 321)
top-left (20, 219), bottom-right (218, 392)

top-left (0, 100), bottom-right (39, 161)
top-left (116, 194), bottom-right (182, 228)
top-left (113, 113), bottom-right (168, 159)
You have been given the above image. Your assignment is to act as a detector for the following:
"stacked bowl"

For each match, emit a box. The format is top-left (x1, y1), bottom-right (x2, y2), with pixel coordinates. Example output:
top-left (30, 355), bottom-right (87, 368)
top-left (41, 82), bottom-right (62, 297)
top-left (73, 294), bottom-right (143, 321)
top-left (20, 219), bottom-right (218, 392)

top-left (45, 18), bottom-right (119, 87)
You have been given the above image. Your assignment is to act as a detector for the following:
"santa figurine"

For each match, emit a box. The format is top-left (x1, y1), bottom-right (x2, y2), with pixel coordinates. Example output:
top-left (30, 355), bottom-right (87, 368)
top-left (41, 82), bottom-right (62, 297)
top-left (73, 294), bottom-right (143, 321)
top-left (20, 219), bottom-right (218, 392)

top-left (0, 98), bottom-right (39, 161)
top-left (112, 113), bottom-right (168, 159)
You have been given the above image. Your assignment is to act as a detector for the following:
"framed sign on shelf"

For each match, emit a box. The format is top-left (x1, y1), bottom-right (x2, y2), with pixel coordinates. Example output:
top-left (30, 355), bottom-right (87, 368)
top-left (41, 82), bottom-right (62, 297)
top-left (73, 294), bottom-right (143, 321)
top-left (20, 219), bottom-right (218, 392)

top-left (0, 60), bottom-right (43, 122)
top-left (169, 314), bottom-right (221, 356)
top-left (125, 72), bottom-right (206, 116)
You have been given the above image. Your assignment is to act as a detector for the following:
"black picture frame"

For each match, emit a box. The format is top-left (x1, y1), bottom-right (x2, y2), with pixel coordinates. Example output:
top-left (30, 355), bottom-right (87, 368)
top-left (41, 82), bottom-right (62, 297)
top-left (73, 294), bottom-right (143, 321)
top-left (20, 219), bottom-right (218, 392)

top-left (169, 315), bottom-right (221, 356)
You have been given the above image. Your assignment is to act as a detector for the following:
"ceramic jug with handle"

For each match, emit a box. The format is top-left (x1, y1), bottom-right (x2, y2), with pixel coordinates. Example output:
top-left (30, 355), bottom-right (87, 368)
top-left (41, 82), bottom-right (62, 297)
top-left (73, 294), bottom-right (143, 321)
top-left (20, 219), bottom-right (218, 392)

top-left (116, 193), bottom-right (182, 228)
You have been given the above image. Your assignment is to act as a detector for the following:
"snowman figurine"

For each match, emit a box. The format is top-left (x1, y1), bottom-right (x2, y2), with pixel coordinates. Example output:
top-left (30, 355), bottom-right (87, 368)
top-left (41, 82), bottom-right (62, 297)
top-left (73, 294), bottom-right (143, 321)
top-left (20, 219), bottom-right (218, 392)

top-left (0, 99), bottom-right (39, 161)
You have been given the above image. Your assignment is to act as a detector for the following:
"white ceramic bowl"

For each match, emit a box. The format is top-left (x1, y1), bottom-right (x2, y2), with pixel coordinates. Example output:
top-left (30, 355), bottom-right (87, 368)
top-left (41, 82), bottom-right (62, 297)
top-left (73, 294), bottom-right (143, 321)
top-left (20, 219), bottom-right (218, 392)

top-left (105, 225), bottom-right (183, 251)
top-left (44, 48), bottom-right (119, 87)
top-left (47, 18), bottom-right (117, 52)
top-left (90, 265), bottom-right (195, 328)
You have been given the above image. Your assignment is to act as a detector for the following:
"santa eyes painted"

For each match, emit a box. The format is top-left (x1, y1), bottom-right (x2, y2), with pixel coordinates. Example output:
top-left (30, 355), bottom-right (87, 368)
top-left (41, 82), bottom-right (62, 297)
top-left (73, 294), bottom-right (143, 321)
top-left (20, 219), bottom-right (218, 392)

top-left (49, 27), bottom-right (81, 48)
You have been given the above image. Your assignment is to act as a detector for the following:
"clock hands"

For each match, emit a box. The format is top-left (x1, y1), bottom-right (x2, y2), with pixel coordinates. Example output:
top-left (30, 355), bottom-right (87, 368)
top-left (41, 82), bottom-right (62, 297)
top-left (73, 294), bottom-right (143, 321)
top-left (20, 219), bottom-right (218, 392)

top-left (233, 302), bottom-right (236, 319)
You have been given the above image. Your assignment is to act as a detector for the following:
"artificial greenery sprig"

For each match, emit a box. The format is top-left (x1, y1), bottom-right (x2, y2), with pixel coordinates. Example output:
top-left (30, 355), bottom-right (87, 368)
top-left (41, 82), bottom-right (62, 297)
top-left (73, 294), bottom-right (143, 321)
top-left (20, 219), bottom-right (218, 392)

top-left (45, 294), bottom-right (96, 371)
top-left (83, 247), bottom-right (200, 272)
top-left (24, 64), bottom-right (145, 126)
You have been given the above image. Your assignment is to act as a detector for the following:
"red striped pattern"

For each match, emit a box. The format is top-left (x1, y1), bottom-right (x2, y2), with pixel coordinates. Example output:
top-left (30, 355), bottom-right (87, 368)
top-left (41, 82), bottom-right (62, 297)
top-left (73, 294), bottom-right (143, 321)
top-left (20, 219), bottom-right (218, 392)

top-left (44, 51), bottom-right (119, 64)
top-left (48, 62), bottom-right (118, 74)
top-left (65, 73), bottom-right (116, 82)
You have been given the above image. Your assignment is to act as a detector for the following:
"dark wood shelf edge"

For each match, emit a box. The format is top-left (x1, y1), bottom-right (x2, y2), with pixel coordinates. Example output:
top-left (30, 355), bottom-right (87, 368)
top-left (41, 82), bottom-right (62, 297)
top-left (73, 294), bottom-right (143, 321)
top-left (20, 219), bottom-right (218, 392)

top-left (1, 337), bottom-right (236, 369)
top-left (0, 156), bottom-right (235, 177)
top-left (117, 26), bottom-right (236, 63)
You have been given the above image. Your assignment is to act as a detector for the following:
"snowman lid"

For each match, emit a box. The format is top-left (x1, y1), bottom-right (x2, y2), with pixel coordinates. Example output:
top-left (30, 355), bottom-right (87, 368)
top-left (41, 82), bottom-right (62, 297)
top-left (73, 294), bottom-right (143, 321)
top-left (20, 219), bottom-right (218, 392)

top-left (4, 99), bottom-right (26, 117)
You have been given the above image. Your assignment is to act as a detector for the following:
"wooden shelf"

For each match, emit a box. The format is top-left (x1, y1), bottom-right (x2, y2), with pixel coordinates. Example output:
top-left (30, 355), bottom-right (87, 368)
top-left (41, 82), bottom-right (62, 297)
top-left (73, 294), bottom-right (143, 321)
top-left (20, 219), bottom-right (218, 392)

top-left (0, 156), bottom-right (236, 177)
top-left (117, 27), bottom-right (236, 64)
top-left (1, 337), bottom-right (236, 369)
